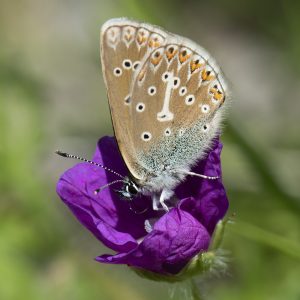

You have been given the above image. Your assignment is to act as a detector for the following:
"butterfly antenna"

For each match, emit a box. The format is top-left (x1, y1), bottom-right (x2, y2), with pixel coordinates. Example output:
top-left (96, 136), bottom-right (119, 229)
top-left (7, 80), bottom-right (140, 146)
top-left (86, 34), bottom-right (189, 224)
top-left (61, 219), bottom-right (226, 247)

top-left (94, 180), bottom-right (125, 194)
top-left (183, 171), bottom-right (219, 180)
top-left (55, 150), bottom-right (124, 179)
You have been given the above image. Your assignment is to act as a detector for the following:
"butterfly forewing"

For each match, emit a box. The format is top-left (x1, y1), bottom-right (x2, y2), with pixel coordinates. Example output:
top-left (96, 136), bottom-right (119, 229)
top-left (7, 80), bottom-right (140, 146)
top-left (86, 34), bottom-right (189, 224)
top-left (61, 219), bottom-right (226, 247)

top-left (100, 18), bottom-right (167, 179)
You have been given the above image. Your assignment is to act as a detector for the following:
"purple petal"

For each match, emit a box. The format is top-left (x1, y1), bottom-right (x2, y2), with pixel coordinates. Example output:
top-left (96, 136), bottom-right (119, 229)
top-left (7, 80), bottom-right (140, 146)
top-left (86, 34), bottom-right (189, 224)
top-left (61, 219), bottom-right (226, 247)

top-left (96, 207), bottom-right (210, 274)
top-left (176, 139), bottom-right (229, 234)
top-left (57, 136), bottom-right (228, 275)
top-left (57, 137), bottom-right (159, 252)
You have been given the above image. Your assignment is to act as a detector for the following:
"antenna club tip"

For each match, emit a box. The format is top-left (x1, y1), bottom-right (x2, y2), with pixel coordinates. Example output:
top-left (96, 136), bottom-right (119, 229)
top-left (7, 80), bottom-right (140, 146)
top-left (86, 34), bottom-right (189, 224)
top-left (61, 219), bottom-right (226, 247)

top-left (55, 150), bottom-right (68, 157)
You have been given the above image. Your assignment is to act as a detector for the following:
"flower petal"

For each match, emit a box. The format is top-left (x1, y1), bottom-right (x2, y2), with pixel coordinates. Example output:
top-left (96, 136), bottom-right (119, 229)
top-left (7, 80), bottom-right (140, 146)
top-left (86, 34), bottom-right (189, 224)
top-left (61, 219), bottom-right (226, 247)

top-left (176, 139), bottom-right (229, 234)
top-left (96, 207), bottom-right (210, 274)
top-left (56, 137), bottom-right (158, 252)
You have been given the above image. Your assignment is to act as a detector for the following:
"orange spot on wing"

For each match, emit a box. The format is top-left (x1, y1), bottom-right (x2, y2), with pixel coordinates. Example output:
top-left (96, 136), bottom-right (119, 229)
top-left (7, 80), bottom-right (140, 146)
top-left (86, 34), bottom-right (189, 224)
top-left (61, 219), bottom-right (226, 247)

top-left (179, 50), bottom-right (191, 64)
top-left (190, 60), bottom-right (203, 73)
top-left (209, 86), bottom-right (225, 102)
top-left (137, 35), bottom-right (147, 45)
top-left (215, 91), bottom-right (224, 101)
top-left (150, 55), bottom-right (162, 66)
top-left (148, 37), bottom-right (161, 48)
top-left (150, 41), bottom-right (160, 48)
top-left (150, 51), bottom-right (162, 66)
top-left (166, 47), bottom-right (177, 61)
top-left (201, 69), bottom-right (214, 82)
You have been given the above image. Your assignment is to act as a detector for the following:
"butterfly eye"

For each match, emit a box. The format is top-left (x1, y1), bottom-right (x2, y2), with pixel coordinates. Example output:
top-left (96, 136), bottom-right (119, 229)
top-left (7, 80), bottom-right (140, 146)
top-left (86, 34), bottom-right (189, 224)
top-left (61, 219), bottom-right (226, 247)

top-left (162, 72), bottom-right (170, 82)
top-left (148, 86), bottom-right (157, 96)
top-left (126, 182), bottom-right (138, 195)
top-left (122, 59), bottom-right (132, 69)
top-left (185, 94), bottom-right (195, 105)
top-left (113, 67), bottom-right (122, 77)
top-left (141, 132), bottom-right (152, 141)
top-left (201, 104), bottom-right (210, 114)
top-left (173, 77), bottom-right (180, 89)
top-left (179, 86), bottom-right (187, 96)
top-left (136, 102), bottom-right (145, 112)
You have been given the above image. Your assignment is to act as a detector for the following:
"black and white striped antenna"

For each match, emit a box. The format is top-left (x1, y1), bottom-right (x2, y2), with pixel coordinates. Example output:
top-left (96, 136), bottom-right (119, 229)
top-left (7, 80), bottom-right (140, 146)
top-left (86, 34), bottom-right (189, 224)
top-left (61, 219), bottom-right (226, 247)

top-left (94, 180), bottom-right (125, 194)
top-left (55, 150), bottom-right (124, 179)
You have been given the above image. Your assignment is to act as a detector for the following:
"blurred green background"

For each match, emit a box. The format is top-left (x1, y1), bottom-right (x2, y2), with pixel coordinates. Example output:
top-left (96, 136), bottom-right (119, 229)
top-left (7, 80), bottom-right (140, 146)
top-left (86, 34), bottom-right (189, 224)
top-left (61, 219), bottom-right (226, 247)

top-left (1, 0), bottom-right (300, 299)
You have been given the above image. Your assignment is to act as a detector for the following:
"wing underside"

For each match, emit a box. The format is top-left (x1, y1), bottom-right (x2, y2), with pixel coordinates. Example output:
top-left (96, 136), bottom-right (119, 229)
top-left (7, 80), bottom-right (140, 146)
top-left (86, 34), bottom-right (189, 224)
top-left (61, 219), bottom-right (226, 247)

top-left (100, 18), bottom-right (228, 181)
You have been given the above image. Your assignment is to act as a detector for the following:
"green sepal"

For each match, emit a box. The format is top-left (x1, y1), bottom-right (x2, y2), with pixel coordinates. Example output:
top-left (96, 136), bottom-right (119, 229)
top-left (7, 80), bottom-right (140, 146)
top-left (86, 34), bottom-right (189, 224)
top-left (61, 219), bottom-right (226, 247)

top-left (209, 218), bottom-right (230, 251)
top-left (132, 251), bottom-right (226, 283)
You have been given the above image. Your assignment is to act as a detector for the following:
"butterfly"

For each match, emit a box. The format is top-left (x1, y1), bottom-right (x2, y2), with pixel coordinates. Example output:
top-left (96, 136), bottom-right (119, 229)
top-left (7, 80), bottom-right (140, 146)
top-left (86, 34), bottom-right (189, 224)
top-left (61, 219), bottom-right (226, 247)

top-left (98, 18), bottom-right (229, 211)
top-left (57, 18), bottom-right (228, 212)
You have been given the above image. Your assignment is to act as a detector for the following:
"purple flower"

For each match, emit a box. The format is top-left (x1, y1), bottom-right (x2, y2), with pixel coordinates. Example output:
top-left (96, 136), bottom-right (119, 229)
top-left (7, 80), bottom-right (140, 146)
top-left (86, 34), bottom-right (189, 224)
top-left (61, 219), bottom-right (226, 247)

top-left (56, 136), bottom-right (228, 275)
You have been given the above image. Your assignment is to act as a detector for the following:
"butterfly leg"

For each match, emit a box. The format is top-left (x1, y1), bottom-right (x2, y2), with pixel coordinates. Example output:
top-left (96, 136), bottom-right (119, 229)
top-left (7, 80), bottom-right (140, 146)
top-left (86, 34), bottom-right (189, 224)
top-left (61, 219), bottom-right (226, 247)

top-left (152, 190), bottom-right (173, 211)
top-left (152, 194), bottom-right (160, 211)
top-left (152, 192), bottom-right (169, 211)
top-left (159, 189), bottom-right (174, 212)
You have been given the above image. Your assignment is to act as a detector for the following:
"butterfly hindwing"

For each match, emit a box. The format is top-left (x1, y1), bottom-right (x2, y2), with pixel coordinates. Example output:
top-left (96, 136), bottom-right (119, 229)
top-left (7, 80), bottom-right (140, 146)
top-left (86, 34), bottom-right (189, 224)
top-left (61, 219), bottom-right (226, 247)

top-left (129, 37), bottom-right (228, 180)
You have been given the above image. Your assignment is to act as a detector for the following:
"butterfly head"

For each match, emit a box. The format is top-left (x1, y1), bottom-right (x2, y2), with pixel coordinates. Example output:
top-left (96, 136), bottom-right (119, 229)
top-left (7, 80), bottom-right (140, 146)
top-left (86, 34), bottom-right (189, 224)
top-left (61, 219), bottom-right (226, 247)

top-left (116, 177), bottom-right (140, 201)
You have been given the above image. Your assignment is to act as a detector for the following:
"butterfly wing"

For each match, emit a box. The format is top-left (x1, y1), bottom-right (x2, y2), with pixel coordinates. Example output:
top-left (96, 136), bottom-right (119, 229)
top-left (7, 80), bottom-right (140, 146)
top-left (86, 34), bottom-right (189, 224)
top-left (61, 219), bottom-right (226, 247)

top-left (100, 18), bottom-right (167, 179)
top-left (128, 36), bottom-right (229, 182)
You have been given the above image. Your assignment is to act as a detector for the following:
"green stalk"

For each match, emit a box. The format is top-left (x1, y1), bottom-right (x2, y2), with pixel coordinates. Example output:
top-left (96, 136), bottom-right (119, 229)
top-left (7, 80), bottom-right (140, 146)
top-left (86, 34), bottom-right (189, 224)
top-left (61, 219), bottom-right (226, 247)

top-left (227, 122), bottom-right (300, 213)
top-left (190, 279), bottom-right (204, 300)
top-left (229, 221), bottom-right (300, 260)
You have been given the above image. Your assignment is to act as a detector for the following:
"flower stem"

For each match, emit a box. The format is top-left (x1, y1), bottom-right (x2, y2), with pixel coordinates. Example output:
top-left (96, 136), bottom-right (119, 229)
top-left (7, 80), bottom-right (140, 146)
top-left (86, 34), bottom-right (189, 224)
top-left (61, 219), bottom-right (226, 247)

top-left (227, 121), bottom-right (300, 213)
top-left (229, 220), bottom-right (300, 260)
top-left (190, 279), bottom-right (204, 300)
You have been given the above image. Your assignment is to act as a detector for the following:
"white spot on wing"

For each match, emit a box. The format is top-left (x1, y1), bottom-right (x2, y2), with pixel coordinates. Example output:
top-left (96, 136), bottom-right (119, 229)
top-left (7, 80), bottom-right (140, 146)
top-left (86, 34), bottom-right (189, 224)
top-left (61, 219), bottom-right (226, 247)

top-left (122, 26), bottom-right (135, 47)
top-left (157, 71), bottom-right (175, 122)
top-left (141, 131), bottom-right (152, 141)
top-left (200, 104), bottom-right (210, 113)
top-left (164, 128), bottom-right (171, 136)
top-left (122, 59), bottom-right (132, 69)
top-left (113, 67), bottom-right (122, 77)
top-left (124, 94), bottom-right (131, 105)
top-left (162, 72), bottom-right (171, 82)
top-left (172, 77), bottom-right (180, 89)
top-left (185, 94), bottom-right (195, 105)
top-left (148, 86), bottom-right (157, 96)
top-left (202, 124), bottom-right (209, 132)
top-left (133, 61), bottom-right (140, 70)
top-left (179, 86), bottom-right (187, 96)
top-left (136, 102), bottom-right (145, 112)
top-left (106, 27), bottom-right (121, 49)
